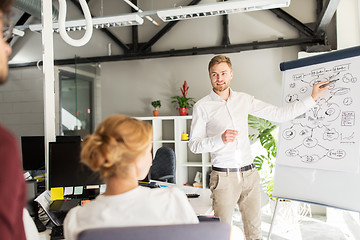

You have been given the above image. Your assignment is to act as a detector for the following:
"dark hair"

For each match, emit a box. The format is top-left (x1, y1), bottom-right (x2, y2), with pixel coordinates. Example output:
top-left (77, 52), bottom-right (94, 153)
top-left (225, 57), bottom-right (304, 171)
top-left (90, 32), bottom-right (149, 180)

top-left (0, 0), bottom-right (13, 14)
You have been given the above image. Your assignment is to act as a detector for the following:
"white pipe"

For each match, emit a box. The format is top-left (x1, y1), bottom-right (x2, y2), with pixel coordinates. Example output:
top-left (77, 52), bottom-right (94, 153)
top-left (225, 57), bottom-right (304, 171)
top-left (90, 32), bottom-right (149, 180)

top-left (58, 0), bottom-right (93, 47)
top-left (41, 0), bottom-right (56, 190)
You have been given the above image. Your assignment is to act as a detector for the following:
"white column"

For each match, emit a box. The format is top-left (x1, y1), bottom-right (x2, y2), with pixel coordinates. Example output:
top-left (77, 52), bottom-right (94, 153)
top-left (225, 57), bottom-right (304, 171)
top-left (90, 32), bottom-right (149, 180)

top-left (42, 0), bottom-right (56, 190)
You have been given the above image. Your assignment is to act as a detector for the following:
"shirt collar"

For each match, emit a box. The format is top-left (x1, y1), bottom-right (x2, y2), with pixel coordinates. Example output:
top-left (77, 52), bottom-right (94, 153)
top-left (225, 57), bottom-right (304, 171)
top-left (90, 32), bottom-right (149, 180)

top-left (209, 88), bottom-right (233, 101)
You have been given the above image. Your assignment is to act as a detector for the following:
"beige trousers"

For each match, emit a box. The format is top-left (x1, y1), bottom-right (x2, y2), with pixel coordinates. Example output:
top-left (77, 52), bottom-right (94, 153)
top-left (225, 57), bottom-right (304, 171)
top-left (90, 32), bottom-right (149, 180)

top-left (209, 168), bottom-right (262, 240)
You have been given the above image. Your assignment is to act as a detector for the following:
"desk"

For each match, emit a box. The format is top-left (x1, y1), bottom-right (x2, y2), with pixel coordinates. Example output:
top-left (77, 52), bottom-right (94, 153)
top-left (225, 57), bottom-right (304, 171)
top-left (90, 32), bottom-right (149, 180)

top-left (177, 185), bottom-right (212, 215)
top-left (151, 181), bottom-right (213, 215)
top-left (40, 184), bottom-right (213, 240)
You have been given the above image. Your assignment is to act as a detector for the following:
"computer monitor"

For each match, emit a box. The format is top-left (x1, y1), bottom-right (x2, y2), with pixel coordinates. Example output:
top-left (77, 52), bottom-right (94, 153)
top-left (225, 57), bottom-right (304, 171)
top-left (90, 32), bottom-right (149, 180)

top-left (56, 135), bottom-right (81, 142)
top-left (49, 141), bottom-right (103, 188)
top-left (21, 136), bottom-right (45, 171)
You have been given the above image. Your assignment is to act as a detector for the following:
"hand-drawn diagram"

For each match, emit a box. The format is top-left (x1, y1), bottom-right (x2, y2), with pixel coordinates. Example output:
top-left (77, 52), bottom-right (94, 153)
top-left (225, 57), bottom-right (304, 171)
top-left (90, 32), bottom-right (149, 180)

top-left (277, 58), bottom-right (360, 172)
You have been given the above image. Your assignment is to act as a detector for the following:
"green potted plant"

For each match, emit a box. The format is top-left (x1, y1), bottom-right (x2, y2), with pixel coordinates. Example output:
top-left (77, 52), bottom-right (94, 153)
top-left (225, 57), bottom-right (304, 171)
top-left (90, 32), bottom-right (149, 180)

top-left (248, 114), bottom-right (278, 199)
top-left (151, 100), bottom-right (161, 117)
top-left (171, 81), bottom-right (196, 116)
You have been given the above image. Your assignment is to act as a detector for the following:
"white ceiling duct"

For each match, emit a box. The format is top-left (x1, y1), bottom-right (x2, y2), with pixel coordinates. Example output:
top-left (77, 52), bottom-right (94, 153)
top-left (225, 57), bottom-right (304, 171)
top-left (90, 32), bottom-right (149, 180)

top-left (15, 0), bottom-right (58, 20)
top-left (58, 0), bottom-right (93, 47)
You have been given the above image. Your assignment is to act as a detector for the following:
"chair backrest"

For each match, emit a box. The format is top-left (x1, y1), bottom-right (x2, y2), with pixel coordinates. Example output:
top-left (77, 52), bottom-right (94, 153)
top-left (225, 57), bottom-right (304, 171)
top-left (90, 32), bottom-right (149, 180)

top-left (150, 146), bottom-right (176, 183)
top-left (77, 222), bottom-right (231, 240)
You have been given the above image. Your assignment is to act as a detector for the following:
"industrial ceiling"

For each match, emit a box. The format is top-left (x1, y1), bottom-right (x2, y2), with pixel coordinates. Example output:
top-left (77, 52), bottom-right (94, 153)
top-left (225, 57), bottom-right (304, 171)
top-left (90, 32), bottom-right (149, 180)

top-left (8, 0), bottom-right (340, 68)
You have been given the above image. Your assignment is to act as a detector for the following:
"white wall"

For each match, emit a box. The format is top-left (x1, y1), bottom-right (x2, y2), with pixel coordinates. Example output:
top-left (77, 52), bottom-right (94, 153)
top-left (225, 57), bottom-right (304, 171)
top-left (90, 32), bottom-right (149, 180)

top-left (337, 0), bottom-right (360, 49)
top-left (0, 67), bottom-right (44, 140)
top-left (101, 46), bottom-right (299, 118)
top-left (0, 65), bottom-right (101, 142)
top-left (4, 45), bottom-right (299, 142)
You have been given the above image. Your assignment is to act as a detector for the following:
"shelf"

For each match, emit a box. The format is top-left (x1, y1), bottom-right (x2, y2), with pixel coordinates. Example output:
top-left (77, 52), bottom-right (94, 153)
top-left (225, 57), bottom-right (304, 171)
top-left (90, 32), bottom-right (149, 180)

top-left (136, 115), bottom-right (209, 188)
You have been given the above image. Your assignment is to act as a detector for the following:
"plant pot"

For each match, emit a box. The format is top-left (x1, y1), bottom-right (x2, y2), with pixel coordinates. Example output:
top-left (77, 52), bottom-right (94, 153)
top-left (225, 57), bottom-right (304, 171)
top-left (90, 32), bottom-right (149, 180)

top-left (179, 108), bottom-right (187, 116)
top-left (153, 109), bottom-right (159, 117)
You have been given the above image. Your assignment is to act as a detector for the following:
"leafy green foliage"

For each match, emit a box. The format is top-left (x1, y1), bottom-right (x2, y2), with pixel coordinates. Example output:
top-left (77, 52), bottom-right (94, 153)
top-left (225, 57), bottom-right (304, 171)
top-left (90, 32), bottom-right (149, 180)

top-left (171, 96), bottom-right (195, 109)
top-left (172, 81), bottom-right (196, 109)
top-left (248, 114), bottom-right (278, 198)
top-left (151, 100), bottom-right (161, 109)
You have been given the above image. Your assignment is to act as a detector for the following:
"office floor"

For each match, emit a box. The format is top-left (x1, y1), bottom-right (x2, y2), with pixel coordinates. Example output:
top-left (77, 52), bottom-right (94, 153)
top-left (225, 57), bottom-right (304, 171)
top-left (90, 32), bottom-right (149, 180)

top-left (232, 202), bottom-right (358, 240)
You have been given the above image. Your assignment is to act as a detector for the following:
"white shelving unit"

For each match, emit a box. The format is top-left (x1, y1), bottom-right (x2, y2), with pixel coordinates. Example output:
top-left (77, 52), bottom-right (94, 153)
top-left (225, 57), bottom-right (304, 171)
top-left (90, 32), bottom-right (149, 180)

top-left (137, 116), bottom-right (211, 188)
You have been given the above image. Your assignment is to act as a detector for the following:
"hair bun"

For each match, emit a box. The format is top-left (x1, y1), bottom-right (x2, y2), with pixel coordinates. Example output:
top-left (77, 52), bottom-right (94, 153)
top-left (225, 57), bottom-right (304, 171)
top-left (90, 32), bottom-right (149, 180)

top-left (81, 134), bottom-right (115, 171)
top-left (80, 115), bottom-right (152, 179)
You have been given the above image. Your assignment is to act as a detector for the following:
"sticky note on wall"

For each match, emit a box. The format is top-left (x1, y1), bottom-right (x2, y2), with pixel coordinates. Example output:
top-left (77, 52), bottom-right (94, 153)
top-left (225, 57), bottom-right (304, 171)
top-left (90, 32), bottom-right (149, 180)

top-left (50, 187), bottom-right (64, 201)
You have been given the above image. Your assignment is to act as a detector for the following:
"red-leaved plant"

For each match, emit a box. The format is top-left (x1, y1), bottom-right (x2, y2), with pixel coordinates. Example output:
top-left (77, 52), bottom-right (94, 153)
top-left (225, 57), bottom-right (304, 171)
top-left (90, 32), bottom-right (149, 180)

top-left (171, 81), bottom-right (195, 109)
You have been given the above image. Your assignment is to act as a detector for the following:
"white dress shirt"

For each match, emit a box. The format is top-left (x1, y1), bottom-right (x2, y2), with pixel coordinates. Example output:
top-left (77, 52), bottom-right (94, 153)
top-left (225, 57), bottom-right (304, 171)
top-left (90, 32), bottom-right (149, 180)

top-left (63, 186), bottom-right (199, 240)
top-left (188, 88), bottom-right (315, 168)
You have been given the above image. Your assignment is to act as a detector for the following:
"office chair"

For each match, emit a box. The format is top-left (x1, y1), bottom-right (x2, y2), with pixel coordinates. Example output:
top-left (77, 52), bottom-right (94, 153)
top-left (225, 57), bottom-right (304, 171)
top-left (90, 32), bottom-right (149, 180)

top-left (150, 146), bottom-right (176, 183)
top-left (77, 222), bottom-right (231, 240)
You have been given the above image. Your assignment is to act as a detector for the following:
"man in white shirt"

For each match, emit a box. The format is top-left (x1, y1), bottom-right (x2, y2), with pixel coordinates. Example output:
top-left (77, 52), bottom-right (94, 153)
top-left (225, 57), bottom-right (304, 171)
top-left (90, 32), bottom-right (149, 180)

top-left (188, 55), bottom-right (328, 239)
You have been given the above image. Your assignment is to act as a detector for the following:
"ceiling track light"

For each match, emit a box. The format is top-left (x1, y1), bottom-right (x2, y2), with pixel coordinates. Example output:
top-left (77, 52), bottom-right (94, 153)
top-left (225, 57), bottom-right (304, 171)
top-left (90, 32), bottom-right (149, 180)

top-left (157, 0), bottom-right (290, 22)
top-left (29, 14), bottom-right (144, 32)
top-left (123, 0), bottom-right (160, 26)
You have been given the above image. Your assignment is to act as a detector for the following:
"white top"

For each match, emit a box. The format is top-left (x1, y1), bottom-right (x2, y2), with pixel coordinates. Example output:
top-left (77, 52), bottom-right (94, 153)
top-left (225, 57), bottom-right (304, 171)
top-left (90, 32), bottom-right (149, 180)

top-left (188, 88), bottom-right (315, 168)
top-left (63, 186), bottom-right (199, 240)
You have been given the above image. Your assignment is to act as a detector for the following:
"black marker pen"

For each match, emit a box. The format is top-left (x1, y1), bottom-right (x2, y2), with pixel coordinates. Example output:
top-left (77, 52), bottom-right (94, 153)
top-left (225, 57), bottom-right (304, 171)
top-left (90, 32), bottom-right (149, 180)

top-left (319, 79), bottom-right (339, 88)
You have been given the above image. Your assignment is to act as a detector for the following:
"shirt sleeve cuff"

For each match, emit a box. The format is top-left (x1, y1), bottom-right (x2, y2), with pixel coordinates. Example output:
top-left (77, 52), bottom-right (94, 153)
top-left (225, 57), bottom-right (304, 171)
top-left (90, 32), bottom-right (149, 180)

top-left (213, 134), bottom-right (225, 148)
top-left (302, 95), bottom-right (316, 108)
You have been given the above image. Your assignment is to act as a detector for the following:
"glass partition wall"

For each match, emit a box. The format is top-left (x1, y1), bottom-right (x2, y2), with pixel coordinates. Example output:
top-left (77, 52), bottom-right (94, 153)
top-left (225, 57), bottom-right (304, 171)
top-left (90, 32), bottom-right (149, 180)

top-left (59, 70), bottom-right (93, 138)
top-left (57, 61), bottom-right (101, 139)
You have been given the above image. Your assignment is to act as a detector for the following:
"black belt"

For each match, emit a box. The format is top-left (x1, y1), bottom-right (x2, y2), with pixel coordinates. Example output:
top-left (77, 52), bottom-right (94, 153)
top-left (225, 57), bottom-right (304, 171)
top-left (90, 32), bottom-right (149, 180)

top-left (212, 163), bottom-right (256, 172)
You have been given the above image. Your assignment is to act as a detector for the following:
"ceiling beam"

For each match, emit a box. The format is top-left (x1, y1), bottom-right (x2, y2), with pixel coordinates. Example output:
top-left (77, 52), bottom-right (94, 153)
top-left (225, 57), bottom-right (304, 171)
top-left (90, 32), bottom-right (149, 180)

top-left (69, 0), bottom-right (130, 53)
top-left (269, 9), bottom-right (315, 37)
top-left (9, 36), bottom-right (324, 68)
top-left (222, 15), bottom-right (230, 46)
top-left (314, 0), bottom-right (341, 33)
top-left (316, 0), bottom-right (323, 16)
top-left (221, 0), bottom-right (230, 46)
top-left (15, 12), bottom-right (32, 26)
top-left (131, 0), bottom-right (139, 52)
top-left (139, 0), bottom-right (201, 52)
top-left (139, 21), bottom-right (177, 53)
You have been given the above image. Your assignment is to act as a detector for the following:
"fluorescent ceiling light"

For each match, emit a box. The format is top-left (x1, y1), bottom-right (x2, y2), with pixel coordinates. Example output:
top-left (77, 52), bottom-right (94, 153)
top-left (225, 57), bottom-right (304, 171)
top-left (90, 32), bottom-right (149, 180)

top-left (12, 28), bottom-right (25, 37)
top-left (157, 0), bottom-right (290, 22)
top-left (28, 14), bottom-right (144, 32)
